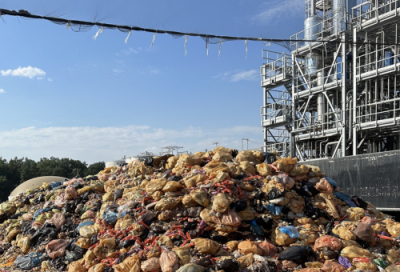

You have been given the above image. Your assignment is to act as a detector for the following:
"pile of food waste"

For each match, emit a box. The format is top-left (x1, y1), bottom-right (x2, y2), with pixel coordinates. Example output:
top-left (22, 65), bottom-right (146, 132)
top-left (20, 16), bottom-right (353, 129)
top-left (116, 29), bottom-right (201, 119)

top-left (0, 147), bottom-right (398, 272)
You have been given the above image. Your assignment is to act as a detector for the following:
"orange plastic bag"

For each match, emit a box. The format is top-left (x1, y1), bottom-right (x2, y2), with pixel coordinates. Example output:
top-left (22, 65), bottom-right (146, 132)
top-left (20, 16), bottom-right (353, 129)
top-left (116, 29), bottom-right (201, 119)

top-left (314, 235), bottom-right (343, 251)
top-left (315, 178), bottom-right (333, 193)
top-left (238, 240), bottom-right (262, 255)
top-left (320, 261), bottom-right (346, 272)
top-left (258, 240), bottom-right (278, 256)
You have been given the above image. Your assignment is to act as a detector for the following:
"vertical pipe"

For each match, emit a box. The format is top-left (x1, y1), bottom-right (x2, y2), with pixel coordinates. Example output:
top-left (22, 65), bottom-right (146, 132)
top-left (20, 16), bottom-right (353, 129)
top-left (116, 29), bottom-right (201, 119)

top-left (353, 26), bottom-right (358, 155)
top-left (311, 0), bottom-right (316, 16)
top-left (291, 53), bottom-right (296, 158)
top-left (341, 32), bottom-right (347, 157)
top-left (318, 94), bottom-right (325, 123)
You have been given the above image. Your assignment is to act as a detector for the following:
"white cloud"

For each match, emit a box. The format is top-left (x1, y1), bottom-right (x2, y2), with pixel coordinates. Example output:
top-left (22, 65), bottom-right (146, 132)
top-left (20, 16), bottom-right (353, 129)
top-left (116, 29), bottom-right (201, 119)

top-left (0, 125), bottom-right (263, 163)
top-left (113, 69), bottom-right (123, 74)
top-left (150, 69), bottom-right (160, 75)
top-left (0, 66), bottom-right (46, 79)
top-left (47, 78), bottom-right (53, 82)
top-left (252, 0), bottom-right (303, 24)
top-left (0, 89), bottom-right (5, 94)
top-left (214, 70), bottom-right (259, 82)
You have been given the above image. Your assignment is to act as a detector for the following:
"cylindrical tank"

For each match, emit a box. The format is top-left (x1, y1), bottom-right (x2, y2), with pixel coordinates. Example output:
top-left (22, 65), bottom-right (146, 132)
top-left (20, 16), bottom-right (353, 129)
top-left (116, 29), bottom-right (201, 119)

top-left (125, 156), bottom-right (140, 164)
top-left (304, 16), bottom-right (323, 45)
top-left (105, 160), bottom-right (126, 167)
top-left (317, 93), bottom-right (326, 123)
top-left (332, 0), bottom-right (358, 35)
top-left (305, 52), bottom-right (323, 75)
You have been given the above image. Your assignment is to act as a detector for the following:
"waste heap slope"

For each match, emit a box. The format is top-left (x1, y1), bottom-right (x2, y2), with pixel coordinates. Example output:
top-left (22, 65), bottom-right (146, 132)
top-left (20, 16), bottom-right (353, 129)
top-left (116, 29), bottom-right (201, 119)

top-left (0, 147), bottom-right (398, 272)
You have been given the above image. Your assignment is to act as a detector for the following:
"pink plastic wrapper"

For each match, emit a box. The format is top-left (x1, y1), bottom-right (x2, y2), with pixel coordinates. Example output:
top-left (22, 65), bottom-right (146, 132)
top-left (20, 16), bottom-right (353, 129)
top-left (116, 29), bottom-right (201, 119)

top-left (64, 186), bottom-right (78, 200)
top-left (46, 239), bottom-right (69, 259)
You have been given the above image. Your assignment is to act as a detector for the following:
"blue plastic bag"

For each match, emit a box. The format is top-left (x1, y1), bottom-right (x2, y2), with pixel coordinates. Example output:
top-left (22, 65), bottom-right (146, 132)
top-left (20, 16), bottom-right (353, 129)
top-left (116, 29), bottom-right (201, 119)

top-left (264, 204), bottom-right (284, 216)
top-left (278, 226), bottom-right (299, 239)
top-left (14, 253), bottom-right (43, 270)
top-left (249, 220), bottom-right (264, 236)
top-left (76, 220), bottom-right (94, 233)
top-left (49, 181), bottom-right (62, 189)
top-left (334, 192), bottom-right (356, 207)
top-left (33, 208), bottom-right (51, 219)
top-left (325, 177), bottom-right (338, 188)
top-left (103, 211), bottom-right (118, 225)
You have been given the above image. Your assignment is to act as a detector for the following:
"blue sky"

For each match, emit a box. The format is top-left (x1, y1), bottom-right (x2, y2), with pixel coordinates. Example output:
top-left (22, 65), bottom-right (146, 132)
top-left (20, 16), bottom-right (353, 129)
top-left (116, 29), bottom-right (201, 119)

top-left (0, 0), bottom-right (304, 163)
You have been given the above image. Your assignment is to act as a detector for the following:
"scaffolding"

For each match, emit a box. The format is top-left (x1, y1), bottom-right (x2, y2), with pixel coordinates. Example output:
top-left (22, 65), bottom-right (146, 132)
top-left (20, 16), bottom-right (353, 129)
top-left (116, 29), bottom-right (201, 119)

top-left (260, 0), bottom-right (400, 161)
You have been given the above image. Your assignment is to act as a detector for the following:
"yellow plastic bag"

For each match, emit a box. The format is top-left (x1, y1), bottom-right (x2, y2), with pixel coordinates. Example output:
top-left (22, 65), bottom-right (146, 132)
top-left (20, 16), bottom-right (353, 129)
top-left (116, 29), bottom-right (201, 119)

top-left (76, 238), bottom-right (92, 249)
top-left (190, 189), bottom-right (209, 207)
top-left (165, 156), bottom-right (179, 169)
top-left (237, 253), bottom-right (254, 269)
top-left (68, 259), bottom-right (85, 272)
top-left (347, 207), bottom-right (365, 221)
top-left (102, 191), bottom-right (114, 201)
top-left (173, 247), bottom-right (191, 265)
top-left (272, 156), bottom-right (298, 172)
top-left (17, 236), bottom-right (30, 254)
top-left (340, 246), bottom-right (372, 259)
top-left (256, 163), bottom-right (273, 177)
top-left (79, 225), bottom-right (97, 238)
top-left (236, 150), bottom-right (258, 164)
top-left (182, 194), bottom-right (199, 208)
top-left (388, 249), bottom-right (400, 264)
top-left (162, 181), bottom-right (182, 192)
top-left (239, 161), bottom-right (256, 174)
top-left (289, 164), bottom-right (310, 177)
top-left (192, 238), bottom-right (220, 254)
top-left (212, 151), bottom-right (233, 162)
top-left (146, 178), bottom-right (168, 195)
top-left (154, 197), bottom-right (182, 211)
top-left (226, 241), bottom-right (239, 252)
top-left (212, 193), bottom-right (232, 213)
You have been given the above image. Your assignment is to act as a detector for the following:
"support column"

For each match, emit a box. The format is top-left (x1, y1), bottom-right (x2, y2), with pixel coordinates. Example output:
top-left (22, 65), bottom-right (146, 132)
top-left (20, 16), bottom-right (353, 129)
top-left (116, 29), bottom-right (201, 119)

top-left (341, 33), bottom-right (347, 157)
top-left (352, 27), bottom-right (358, 155)
top-left (263, 87), bottom-right (267, 152)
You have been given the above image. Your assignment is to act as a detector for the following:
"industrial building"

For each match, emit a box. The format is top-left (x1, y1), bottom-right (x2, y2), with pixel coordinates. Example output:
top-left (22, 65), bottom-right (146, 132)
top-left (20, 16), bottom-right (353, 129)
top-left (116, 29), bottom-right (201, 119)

top-left (261, 0), bottom-right (400, 160)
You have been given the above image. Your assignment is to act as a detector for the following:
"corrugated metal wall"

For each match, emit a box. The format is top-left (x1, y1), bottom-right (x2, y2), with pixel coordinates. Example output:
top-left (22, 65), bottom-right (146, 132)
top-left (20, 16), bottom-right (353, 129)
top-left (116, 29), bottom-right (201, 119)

top-left (301, 150), bottom-right (400, 209)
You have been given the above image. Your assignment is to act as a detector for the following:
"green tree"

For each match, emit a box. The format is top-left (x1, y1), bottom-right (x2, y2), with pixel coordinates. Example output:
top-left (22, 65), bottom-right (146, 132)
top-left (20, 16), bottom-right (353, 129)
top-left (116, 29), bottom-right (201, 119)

top-left (37, 157), bottom-right (87, 178)
top-left (20, 158), bottom-right (39, 183)
top-left (7, 157), bottom-right (24, 185)
top-left (84, 162), bottom-right (105, 176)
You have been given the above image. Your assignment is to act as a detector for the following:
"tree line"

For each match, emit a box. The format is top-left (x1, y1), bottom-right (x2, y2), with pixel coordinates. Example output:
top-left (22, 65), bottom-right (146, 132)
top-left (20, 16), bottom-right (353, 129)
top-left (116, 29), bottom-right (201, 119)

top-left (0, 157), bottom-right (105, 202)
